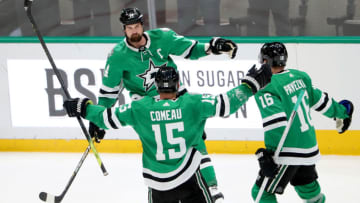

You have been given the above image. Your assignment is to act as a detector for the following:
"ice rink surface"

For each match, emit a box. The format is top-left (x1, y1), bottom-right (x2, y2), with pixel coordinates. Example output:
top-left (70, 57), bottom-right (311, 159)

top-left (1, 152), bottom-right (359, 203)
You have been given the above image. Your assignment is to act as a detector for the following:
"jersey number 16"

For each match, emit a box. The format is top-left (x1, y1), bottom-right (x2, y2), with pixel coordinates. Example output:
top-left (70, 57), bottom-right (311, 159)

top-left (259, 92), bottom-right (313, 133)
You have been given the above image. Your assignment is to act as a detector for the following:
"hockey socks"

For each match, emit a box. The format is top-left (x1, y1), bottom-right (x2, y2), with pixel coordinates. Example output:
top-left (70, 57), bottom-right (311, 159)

top-left (295, 181), bottom-right (325, 203)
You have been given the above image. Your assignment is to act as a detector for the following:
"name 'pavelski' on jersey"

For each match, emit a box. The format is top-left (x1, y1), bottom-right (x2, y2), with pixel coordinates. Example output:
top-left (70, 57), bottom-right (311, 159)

top-left (283, 79), bottom-right (306, 95)
top-left (150, 108), bottom-right (182, 121)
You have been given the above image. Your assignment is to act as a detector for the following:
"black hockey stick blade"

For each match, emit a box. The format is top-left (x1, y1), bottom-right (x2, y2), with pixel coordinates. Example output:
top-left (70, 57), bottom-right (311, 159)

top-left (39, 192), bottom-right (63, 203)
top-left (38, 146), bottom-right (91, 203)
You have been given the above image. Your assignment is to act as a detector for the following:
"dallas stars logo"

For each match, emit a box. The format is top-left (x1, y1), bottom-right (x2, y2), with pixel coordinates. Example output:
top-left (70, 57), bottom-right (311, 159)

top-left (137, 59), bottom-right (167, 92)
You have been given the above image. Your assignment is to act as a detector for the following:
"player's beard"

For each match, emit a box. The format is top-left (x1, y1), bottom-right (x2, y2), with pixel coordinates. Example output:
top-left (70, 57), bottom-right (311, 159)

top-left (129, 33), bottom-right (142, 43)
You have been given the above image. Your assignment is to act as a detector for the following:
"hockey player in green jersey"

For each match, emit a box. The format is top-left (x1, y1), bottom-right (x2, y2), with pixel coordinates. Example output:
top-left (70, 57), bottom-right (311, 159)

top-left (64, 65), bottom-right (272, 203)
top-left (90, 7), bottom-right (238, 202)
top-left (251, 42), bottom-right (354, 203)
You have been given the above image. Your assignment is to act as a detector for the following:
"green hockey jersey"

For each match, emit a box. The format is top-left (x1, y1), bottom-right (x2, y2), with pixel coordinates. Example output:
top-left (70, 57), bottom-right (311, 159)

top-left (86, 84), bottom-right (252, 190)
top-left (255, 69), bottom-right (349, 165)
top-left (98, 28), bottom-right (208, 107)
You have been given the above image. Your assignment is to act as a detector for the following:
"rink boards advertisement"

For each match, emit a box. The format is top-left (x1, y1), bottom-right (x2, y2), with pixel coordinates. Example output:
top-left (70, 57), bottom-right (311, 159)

top-left (0, 41), bottom-right (359, 154)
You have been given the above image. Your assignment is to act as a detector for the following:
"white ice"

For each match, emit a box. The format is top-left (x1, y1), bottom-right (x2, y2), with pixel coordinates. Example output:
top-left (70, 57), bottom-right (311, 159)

top-left (1, 152), bottom-right (359, 203)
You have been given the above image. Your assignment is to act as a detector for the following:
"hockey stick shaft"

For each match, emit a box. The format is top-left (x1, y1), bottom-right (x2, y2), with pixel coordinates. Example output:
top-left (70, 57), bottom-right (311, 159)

top-left (39, 83), bottom-right (126, 203)
top-left (39, 146), bottom-right (90, 203)
top-left (59, 146), bottom-right (90, 199)
top-left (24, 0), bottom-right (107, 176)
top-left (39, 80), bottom-right (125, 202)
top-left (255, 90), bottom-right (305, 203)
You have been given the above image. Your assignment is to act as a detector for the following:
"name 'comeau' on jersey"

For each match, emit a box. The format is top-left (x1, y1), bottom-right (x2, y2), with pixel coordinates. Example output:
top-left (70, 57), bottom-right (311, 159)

top-left (150, 108), bottom-right (182, 121)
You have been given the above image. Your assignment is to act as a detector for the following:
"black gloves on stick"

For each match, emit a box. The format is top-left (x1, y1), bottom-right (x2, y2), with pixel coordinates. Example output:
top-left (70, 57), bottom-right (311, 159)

top-left (255, 148), bottom-right (279, 178)
top-left (63, 98), bottom-right (91, 118)
top-left (63, 98), bottom-right (105, 143)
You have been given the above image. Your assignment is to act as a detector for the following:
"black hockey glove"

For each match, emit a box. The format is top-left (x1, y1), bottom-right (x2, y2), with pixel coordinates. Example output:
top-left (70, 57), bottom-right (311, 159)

top-left (207, 37), bottom-right (238, 59)
top-left (89, 121), bottom-right (106, 143)
top-left (336, 100), bottom-right (354, 134)
top-left (255, 148), bottom-right (279, 178)
top-left (242, 64), bottom-right (272, 94)
top-left (63, 98), bottom-right (92, 119)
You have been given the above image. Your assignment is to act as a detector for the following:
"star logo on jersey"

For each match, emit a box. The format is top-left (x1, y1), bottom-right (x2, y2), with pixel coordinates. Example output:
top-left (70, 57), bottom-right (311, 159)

top-left (137, 59), bottom-right (167, 92)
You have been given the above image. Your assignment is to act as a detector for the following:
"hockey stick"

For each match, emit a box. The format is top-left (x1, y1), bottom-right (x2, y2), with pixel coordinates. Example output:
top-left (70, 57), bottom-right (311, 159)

top-left (24, 0), bottom-right (108, 202)
top-left (38, 83), bottom-right (125, 203)
top-left (24, 0), bottom-right (106, 175)
top-left (39, 146), bottom-right (90, 203)
top-left (255, 90), bottom-right (305, 203)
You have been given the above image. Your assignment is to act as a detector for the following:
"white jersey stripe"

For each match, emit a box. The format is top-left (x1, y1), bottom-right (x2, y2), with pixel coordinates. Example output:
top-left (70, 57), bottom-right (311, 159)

top-left (143, 149), bottom-right (202, 191)
top-left (215, 96), bottom-right (222, 117)
top-left (312, 91), bottom-right (326, 110)
top-left (180, 40), bottom-right (196, 58)
top-left (263, 112), bottom-right (287, 123)
top-left (223, 93), bottom-right (230, 117)
top-left (264, 121), bottom-right (287, 132)
top-left (99, 93), bottom-right (119, 99)
top-left (102, 109), bottom-right (112, 129)
top-left (281, 145), bottom-right (319, 154)
top-left (275, 154), bottom-right (321, 165)
top-left (143, 147), bottom-right (196, 178)
top-left (111, 107), bottom-right (122, 128)
top-left (200, 162), bottom-right (213, 170)
top-left (319, 98), bottom-right (333, 114)
top-left (100, 84), bottom-right (121, 92)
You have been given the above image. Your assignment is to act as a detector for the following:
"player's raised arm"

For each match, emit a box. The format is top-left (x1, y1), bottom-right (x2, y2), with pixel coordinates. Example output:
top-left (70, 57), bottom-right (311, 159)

top-left (201, 63), bottom-right (272, 118)
top-left (165, 28), bottom-right (238, 60)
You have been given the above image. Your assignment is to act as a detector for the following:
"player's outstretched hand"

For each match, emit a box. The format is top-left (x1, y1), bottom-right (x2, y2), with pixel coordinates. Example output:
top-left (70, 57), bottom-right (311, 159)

top-left (242, 64), bottom-right (272, 94)
top-left (63, 98), bottom-right (92, 119)
top-left (255, 148), bottom-right (279, 178)
top-left (89, 122), bottom-right (106, 143)
top-left (208, 37), bottom-right (237, 59)
top-left (336, 100), bottom-right (354, 134)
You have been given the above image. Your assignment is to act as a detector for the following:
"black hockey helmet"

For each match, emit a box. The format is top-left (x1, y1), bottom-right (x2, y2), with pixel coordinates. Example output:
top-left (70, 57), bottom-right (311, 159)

top-left (119, 7), bottom-right (144, 25)
top-left (155, 66), bottom-right (179, 93)
top-left (259, 42), bottom-right (288, 67)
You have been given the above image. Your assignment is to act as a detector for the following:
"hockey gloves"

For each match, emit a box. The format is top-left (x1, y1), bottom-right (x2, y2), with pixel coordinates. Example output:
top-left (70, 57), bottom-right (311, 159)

top-left (89, 121), bottom-right (106, 143)
top-left (207, 37), bottom-right (238, 59)
top-left (242, 64), bottom-right (272, 94)
top-left (255, 148), bottom-right (279, 178)
top-left (336, 100), bottom-right (354, 134)
top-left (63, 98), bottom-right (92, 119)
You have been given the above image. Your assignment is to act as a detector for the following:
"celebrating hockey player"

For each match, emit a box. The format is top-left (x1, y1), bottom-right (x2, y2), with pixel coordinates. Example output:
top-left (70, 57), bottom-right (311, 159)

top-left (64, 64), bottom-right (272, 203)
top-left (251, 42), bottom-right (354, 203)
top-left (90, 7), bottom-right (238, 202)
